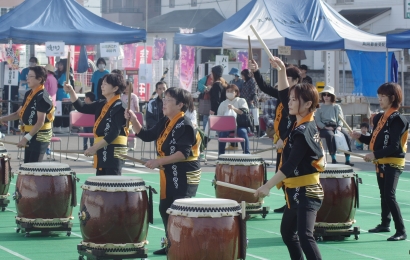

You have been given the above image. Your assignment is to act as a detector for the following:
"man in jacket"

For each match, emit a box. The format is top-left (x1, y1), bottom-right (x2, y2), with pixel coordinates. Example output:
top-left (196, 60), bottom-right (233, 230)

top-left (146, 81), bottom-right (167, 128)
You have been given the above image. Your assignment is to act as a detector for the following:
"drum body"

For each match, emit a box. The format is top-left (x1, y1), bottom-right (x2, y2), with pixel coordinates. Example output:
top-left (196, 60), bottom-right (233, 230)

top-left (167, 198), bottom-right (242, 260)
top-left (79, 176), bottom-right (149, 252)
top-left (15, 162), bottom-right (75, 220)
top-left (215, 154), bottom-right (265, 205)
top-left (316, 164), bottom-right (358, 229)
top-left (0, 147), bottom-right (11, 198)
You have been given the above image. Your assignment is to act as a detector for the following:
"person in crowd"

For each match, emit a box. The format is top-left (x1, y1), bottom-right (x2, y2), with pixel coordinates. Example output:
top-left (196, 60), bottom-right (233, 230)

top-left (197, 73), bottom-right (213, 131)
top-left (262, 95), bottom-right (278, 138)
top-left (20, 57), bottom-right (39, 89)
top-left (146, 81), bottom-right (167, 129)
top-left (121, 80), bottom-right (139, 151)
top-left (0, 66), bottom-right (54, 163)
top-left (91, 57), bottom-right (109, 100)
top-left (228, 67), bottom-right (244, 92)
top-left (54, 59), bottom-right (73, 133)
top-left (64, 73), bottom-right (127, 176)
top-left (94, 69), bottom-right (123, 101)
top-left (355, 122), bottom-right (370, 150)
top-left (255, 56), bottom-right (324, 260)
top-left (314, 86), bottom-right (353, 166)
top-left (83, 92), bottom-right (96, 150)
top-left (249, 60), bottom-right (300, 213)
top-left (241, 68), bottom-right (259, 135)
top-left (209, 65), bottom-right (227, 116)
top-left (351, 83), bottom-right (408, 241)
top-left (44, 63), bottom-right (58, 155)
top-left (124, 87), bottom-right (201, 255)
top-left (299, 64), bottom-right (313, 84)
top-left (217, 84), bottom-right (250, 155)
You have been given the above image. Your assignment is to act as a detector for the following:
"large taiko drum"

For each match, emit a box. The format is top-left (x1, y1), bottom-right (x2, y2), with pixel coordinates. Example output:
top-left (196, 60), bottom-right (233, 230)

top-left (167, 198), bottom-right (246, 260)
top-left (14, 162), bottom-right (76, 228)
top-left (79, 176), bottom-right (151, 255)
top-left (0, 146), bottom-right (11, 211)
top-left (316, 164), bottom-right (359, 230)
top-left (215, 154), bottom-right (266, 210)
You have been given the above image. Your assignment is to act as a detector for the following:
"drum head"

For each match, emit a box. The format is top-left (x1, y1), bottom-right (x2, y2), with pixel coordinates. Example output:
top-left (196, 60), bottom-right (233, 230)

top-left (82, 176), bottom-right (146, 192)
top-left (217, 154), bottom-right (264, 165)
top-left (321, 164), bottom-right (355, 178)
top-left (19, 162), bottom-right (72, 176)
top-left (167, 198), bottom-right (241, 218)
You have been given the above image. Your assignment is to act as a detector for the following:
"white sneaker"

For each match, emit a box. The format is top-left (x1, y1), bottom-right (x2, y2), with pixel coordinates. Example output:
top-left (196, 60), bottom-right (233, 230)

top-left (60, 127), bottom-right (70, 134)
top-left (53, 126), bottom-right (61, 133)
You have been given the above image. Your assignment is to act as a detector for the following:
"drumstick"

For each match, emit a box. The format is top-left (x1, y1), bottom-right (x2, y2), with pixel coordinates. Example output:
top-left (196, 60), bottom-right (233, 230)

top-left (65, 52), bottom-right (71, 94)
top-left (249, 25), bottom-right (281, 71)
top-left (49, 149), bottom-right (85, 154)
top-left (119, 154), bottom-right (164, 170)
top-left (125, 83), bottom-right (132, 129)
top-left (251, 147), bottom-right (276, 154)
top-left (0, 141), bottom-right (28, 147)
top-left (337, 149), bottom-right (377, 163)
top-left (216, 181), bottom-right (261, 195)
top-left (338, 115), bottom-right (353, 133)
top-left (248, 35), bottom-right (253, 72)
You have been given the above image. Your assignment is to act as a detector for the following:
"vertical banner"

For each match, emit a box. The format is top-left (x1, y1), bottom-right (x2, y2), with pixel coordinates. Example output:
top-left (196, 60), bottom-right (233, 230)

top-left (135, 46), bottom-right (153, 102)
top-left (5, 46), bottom-right (20, 70)
top-left (123, 43), bottom-right (136, 68)
top-left (237, 50), bottom-right (249, 70)
top-left (179, 28), bottom-right (195, 92)
top-left (153, 38), bottom-right (167, 60)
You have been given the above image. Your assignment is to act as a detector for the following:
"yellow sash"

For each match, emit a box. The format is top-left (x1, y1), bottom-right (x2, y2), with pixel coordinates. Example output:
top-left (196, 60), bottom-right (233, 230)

top-left (157, 112), bottom-right (185, 199)
top-left (23, 122), bottom-right (52, 132)
top-left (369, 108), bottom-right (396, 151)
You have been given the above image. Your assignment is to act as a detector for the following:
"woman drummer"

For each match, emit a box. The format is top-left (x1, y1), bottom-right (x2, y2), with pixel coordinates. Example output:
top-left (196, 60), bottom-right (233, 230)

top-left (64, 73), bottom-right (127, 175)
top-left (255, 57), bottom-right (325, 260)
top-left (0, 66), bottom-right (54, 163)
top-left (351, 83), bottom-right (408, 241)
top-left (124, 87), bottom-right (201, 255)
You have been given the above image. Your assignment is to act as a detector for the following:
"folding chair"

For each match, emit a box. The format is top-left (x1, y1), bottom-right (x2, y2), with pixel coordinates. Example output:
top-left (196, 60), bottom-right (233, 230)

top-left (204, 115), bottom-right (245, 162)
top-left (49, 135), bottom-right (62, 162)
top-left (256, 116), bottom-right (275, 164)
top-left (66, 111), bottom-right (95, 160)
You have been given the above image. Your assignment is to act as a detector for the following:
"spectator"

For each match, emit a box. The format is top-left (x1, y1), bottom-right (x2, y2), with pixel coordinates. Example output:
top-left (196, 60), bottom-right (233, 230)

top-left (241, 69), bottom-right (259, 135)
top-left (299, 64), bottom-right (313, 84)
top-left (146, 81), bottom-right (167, 129)
top-left (209, 65), bottom-right (227, 116)
top-left (262, 96), bottom-right (278, 138)
top-left (91, 58), bottom-right (109, 100)
top-left (20, 57), bottom-right (38, 90)
top-left (83, 92), bottom-right (95, 150)
top-left (54, 59), bottom-right (73, 133)
top-left (44, 64), bottom-right (57, 106)
top-left (197, 73), bottom-right (213, 131)
top-left (355, 122), bottom-right (370, 150)
top-left (228, 68), bottom-right (244, 92)
top-left (121, 80), bottom-right (139, 150)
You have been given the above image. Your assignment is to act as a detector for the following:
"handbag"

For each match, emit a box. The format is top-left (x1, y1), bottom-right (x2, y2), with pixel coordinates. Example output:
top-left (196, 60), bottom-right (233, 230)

top-left (266, 125), bottom-right (275, 138)
top-left (236, 108), bottom-right (254, 132)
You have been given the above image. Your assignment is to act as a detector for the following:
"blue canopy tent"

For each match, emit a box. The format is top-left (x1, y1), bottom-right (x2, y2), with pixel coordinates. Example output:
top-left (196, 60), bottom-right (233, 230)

top-left (0, 0), bottom-right (146, 45)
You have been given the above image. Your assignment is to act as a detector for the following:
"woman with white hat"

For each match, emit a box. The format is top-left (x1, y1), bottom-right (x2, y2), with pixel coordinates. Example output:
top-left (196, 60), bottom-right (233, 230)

top-left (315, 86), bottom-right (353, 165)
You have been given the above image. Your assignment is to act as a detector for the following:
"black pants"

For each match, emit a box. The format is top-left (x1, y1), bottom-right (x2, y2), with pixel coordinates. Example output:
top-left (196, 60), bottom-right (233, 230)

top-left (24, 142), bottom-right (48, 163)
top-left (319, 128), bottom-right (351, 155)
top-left (95, 160), bottom-right (124, 176)
top-left (54, 117), bottom-right (70, 128)
top-left (159, 195), bottom-right (190, 234)
top-left (377, 164), bottom-right (405, 233)
top-left (281, 198), bottom-right (322, 260)
top-left (276, 152), bottom-right (286, 202)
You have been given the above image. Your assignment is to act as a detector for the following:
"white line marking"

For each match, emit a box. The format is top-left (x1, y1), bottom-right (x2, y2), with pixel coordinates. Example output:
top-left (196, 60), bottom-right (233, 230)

top-left (319, 244), bottom-right (384, 260)
top-left (149, 225), bottom-right (164, 231)
top-left (361, 195), bottom-right (410, 206)
top-left (0, 245), bottom-right (31, 260)
top-left (70, 232), bottom-right (82, 238)
top-left (246, 253), bottom-right (269, 260)
top-left (5, 208), bottom-right (16, 213)
top-left (362, 183), bottom-right (410, 193)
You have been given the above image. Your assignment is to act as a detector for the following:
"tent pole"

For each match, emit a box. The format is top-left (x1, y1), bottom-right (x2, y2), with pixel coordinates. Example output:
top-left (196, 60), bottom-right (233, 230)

top-left (342, 50), bottom-right (346, 94)
top-left (385, 48), bottom-right (388, 82)
top-left (7, 39), bottom-right (12, 135)
top-left (401, 50), bottom-right (405, 106)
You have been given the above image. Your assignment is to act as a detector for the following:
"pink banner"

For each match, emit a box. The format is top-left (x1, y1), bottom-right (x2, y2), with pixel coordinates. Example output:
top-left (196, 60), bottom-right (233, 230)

top-left (135, 46), bottom-right (153, 102)
top-left (179, 45), bottom-right (195, 92)
top-left (123, 43), bottom-right (136, 68)
top-left (237, 50), bottom-right (248, 71)
top-left (153, 38), bottom-right (166, 60)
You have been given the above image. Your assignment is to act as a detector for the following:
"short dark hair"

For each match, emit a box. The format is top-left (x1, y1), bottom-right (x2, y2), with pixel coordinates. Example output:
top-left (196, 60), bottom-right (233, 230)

top-left (299, 64), bottom-right (308, 71)
top-left (164, 87), bottom-right (192, 112)
top-left (29, 66), bottom-right (47, 85)
top-left (96, 58), bottom-right (106, 66)
top-left (289, 83), bottom-right (319, 113)
top-left (240, 69), bottom-right (252, 81)
top-left (101, 73), bottom-right (126, 95)
top-left (85, 91), bottom-right (96, 101)
top-left (226, 84), bottom-right (240, 97)
top-left (111, 69), bottom-right (122, 75)
top-left (155, 81), bottom-right (167, 90)
top-left (377, 82), bottom-right (402, 109)
top-left (286, 66), bottom-right (302, 84)
top-left (360, 122), bottom-right (369, 129)
top-left (29, 57), bottom-right (38, 64)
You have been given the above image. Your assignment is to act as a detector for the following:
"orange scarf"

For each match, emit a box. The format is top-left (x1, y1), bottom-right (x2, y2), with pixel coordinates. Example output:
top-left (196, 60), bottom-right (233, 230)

top-left (19, 85), bottom-right (44, 120)
top-left (369, 107), bottom-right (397, 151)
top-left (157, 112), bottom-right (185, 199)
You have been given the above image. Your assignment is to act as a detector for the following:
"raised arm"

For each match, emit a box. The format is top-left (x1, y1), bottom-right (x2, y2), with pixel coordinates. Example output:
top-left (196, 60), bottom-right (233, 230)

top-left (269, 57), bottom-right (288, 91)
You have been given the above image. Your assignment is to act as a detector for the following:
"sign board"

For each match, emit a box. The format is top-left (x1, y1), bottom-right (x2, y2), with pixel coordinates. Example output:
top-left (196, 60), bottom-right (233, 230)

top-left (278, 46), bottom-right (291, 56)
top-left (100, 42), bottom-right (120, 57)
top-left (405, 0), bottom-right (410, 18)
top-left (325, 51), bottom-right (339, 94)
top-left (45, 42), bottom-right (65, 57)
top-left (4, 65), bottom-right (19, 86)
top-left (124, 67), bottom-right (139, 76)
top-left (215, 55), bottom-right (229, 74)
top-left (138, 64), bottom-right (152, 84)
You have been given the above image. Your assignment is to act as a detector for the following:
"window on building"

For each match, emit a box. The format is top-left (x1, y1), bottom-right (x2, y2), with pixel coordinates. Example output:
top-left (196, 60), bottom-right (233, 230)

top-left (191, 0), bottom-right (197, 7)
top-left (169, 0), bottom-right (175, 8)
top-left (1, 8), bottom-right (8, 16)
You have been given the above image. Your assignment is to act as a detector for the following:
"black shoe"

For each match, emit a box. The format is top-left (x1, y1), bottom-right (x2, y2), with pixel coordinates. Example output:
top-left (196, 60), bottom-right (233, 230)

top-left (368, 224), bottom-right (390, 233)
top-left (273, 205), bottom-right (286, 213)
top-left (387, 233), bottom-right (407, 241)
top-left (153, 248), bottom-right (167, 255)
top-left (345, 161), bottom-right (354, 166)
top-left (332, 159), bottom-right (337, 164)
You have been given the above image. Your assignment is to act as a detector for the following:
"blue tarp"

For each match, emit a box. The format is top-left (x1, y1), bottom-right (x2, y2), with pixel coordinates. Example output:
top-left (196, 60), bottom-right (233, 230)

top-left (386, 31), bottom-right (410, 48)
top-left (0, 0), bottom-right (146, 45)
top-left (347, 51), bottom-right (395, 97)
